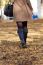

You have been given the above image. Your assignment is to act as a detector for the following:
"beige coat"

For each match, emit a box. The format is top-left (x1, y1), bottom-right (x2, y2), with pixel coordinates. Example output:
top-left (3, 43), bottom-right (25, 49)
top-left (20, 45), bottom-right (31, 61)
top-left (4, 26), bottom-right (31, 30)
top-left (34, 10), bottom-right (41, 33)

top-left (13, 0), bottom-right (33, 21)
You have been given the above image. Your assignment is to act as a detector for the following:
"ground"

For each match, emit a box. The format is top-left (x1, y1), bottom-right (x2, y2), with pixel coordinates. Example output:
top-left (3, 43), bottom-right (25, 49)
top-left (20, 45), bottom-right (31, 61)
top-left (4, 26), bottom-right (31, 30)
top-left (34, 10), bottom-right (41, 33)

top-left (0, 19), bottom-right (43, 65)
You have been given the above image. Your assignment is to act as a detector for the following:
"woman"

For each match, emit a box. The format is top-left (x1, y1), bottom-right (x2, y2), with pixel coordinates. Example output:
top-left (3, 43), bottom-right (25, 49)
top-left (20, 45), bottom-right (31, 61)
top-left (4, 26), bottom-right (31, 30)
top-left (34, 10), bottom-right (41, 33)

top-left (13, 0), bottom-right (33, 48)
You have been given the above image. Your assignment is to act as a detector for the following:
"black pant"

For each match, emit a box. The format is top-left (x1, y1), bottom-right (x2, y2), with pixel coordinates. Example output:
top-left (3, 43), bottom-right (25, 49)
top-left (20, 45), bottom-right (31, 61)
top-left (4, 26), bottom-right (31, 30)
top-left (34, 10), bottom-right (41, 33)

top-left (16, 21), bottom-right (28, 45)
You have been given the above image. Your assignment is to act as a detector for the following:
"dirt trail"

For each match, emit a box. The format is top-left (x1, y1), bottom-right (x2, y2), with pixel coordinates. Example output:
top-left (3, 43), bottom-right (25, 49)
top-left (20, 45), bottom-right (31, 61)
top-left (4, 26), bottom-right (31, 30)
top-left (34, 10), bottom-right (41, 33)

top-left (0, 19), bottom-right (43, 65)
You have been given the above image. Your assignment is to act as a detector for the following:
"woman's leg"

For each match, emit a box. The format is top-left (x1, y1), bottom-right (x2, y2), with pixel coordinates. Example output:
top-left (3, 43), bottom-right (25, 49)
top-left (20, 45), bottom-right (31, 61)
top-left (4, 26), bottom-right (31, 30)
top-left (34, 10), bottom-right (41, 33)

top-left (16, 22), bottom-right (26, 47)
top-left (22, 21), bottom-right (28, 44)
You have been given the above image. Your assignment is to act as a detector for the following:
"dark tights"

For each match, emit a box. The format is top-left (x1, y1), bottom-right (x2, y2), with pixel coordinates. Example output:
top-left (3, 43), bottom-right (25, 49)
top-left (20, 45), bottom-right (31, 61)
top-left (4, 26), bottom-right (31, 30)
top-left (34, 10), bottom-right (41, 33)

top-left (16, 21), bottom-right (28, 45)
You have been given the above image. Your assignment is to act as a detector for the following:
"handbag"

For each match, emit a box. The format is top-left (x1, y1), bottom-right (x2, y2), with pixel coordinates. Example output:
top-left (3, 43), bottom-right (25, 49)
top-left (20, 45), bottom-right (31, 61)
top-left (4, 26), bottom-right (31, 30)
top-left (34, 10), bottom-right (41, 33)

top-left (4, 3), bottom-right (13, 17)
